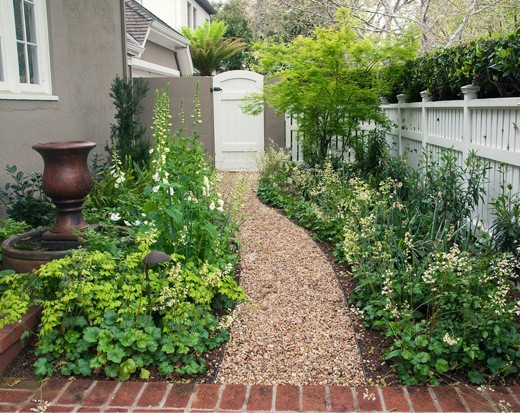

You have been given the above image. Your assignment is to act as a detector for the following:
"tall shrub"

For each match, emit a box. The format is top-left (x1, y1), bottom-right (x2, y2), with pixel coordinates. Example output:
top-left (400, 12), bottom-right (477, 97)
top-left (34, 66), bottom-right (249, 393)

top-left (106, 76), bottom-right (151, 167)
top-left (245, 12), bottom-right (416, 166)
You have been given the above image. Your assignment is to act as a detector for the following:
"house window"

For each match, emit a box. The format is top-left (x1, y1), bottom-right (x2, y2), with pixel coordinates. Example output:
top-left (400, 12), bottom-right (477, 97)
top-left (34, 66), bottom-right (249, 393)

top-left (0, 0), bottom-right (53, 98)
top-left (187, 2), bottom-right (192, 28)
top-left (193, 7), bottom-right (197, 28)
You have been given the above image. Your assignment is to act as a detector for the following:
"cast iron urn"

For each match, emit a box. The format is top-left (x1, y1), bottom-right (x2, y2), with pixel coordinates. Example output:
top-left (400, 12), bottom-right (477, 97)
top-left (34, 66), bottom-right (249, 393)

top-left (32, 140), bottom-right (96, 245)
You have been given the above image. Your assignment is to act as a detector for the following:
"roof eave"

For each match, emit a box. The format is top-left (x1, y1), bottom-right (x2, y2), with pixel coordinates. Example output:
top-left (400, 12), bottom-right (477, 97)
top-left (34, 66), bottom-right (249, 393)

top-left (127, 41), bottom-right (145, 57)
top-left (194, 0), bottom-right (216, 15)
top-left (148, 20), bottom-right (191, 50)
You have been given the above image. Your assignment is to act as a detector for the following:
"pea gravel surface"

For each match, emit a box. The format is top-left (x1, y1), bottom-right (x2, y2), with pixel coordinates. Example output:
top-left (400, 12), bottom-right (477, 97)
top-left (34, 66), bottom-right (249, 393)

top-left (216, 173), bottom-right (365, 386)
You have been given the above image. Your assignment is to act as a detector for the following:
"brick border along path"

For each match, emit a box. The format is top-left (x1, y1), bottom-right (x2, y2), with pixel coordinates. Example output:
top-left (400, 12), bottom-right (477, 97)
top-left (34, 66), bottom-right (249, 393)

top-left (0, 380), bottom-right (519, 412)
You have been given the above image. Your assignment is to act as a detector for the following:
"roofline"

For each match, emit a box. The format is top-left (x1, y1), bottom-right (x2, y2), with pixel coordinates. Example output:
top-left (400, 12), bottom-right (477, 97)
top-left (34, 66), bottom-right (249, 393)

top-left (149, 20), bottom-right (190, 48)
top-left (194, 0), bottom-right (216, 15)
top-left (127, 40), bottom-right (146, 56)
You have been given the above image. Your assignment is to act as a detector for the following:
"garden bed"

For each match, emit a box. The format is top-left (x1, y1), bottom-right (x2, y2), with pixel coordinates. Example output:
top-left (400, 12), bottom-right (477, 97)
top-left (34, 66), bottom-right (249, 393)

top-left (256, 148), bottom-right (520, 387)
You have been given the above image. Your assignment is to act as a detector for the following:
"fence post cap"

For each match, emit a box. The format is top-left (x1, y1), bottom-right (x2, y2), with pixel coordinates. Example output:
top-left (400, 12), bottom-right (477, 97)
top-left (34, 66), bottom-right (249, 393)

top-left (420, 90), bottom-right (431, 101)
top-left (397, 94), bottom-right (407, 103)
top-left (461, 84), bottom-right (480, 94)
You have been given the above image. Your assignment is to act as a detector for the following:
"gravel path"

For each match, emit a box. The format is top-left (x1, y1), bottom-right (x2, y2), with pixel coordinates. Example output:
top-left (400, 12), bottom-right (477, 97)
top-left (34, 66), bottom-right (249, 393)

top-left (217, 173), bottom-right (365, 386)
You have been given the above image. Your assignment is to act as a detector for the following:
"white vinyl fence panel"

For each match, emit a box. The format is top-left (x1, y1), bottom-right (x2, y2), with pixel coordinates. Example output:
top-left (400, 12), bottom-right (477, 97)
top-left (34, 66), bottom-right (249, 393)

top-left (285, 85), bottom-right (520, 230)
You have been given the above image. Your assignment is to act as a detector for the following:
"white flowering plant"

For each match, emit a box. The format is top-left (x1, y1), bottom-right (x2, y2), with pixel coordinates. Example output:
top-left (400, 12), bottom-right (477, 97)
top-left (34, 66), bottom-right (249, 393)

top-left (137, 86), bottom-right (234, 269)
top-left (258, 147), bottom-right (520, 385)
top-left (0, 245), bottom-right (245, 380)
top-left (0, 84), bottom-right (246, 382)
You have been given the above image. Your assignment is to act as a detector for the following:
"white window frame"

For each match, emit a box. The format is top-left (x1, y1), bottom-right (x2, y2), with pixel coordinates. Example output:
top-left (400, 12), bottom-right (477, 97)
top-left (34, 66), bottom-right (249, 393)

top-left (187, 2), bottom-right (192, 28)
top-left (0, 0), bottom-right (55, 100)
top-left (193, 7), bottom-right (197, 28)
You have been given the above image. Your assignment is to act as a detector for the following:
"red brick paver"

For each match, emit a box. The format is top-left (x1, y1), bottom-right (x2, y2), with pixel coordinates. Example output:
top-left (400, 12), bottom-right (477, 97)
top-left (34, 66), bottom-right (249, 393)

top-left (247, 385), bottom-right (272, 411)
top-left (1, 379), bottom-right (519, 412)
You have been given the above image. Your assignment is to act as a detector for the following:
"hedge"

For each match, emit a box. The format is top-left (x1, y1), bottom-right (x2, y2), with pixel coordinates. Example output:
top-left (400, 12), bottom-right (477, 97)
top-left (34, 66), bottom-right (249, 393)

top-left (387, 28), bottom-right (520, 102)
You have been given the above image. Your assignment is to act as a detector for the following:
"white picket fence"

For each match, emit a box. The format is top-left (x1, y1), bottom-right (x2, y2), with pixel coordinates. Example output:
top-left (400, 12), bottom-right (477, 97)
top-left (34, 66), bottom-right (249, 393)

top-left (285, 85), bottom-right (520, 229)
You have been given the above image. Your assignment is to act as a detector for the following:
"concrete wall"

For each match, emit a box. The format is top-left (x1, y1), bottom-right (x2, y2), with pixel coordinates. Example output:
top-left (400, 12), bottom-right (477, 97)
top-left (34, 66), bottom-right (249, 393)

top-left (264, 78), bottom-right (285, 150)
top-left (0, 0), bottom-right (125, 189)
top-left (140, 41), bottom-right (178, 70)
top-left (140, 76), bottom-right (286, 166)
top-left (140, 77), bottom-right (215, 161)
top-left (264, 104), bottom-right (285, 150)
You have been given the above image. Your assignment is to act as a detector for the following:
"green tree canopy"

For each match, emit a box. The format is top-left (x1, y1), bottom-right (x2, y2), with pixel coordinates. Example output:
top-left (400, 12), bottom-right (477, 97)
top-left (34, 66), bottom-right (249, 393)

top-left (213, 0), bottom-right (254, 70)
top-left (246, 13), bottom-right (416, 165)
top-left (181, 21), bottom-right (246, 76)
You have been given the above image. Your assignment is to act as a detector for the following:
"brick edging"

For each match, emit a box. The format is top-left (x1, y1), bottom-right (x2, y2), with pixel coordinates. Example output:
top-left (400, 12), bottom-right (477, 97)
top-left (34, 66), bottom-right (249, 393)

top-left (0, 380), bottom-right (519, 412)
top-left (0, 306), bottom-right (41, 374)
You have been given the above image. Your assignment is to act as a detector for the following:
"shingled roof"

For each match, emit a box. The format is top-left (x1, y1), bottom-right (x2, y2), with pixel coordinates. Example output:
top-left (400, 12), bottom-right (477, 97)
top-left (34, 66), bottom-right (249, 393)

top-left (194, 0), bottom-right (216, 15)
top-left (125, 0), bottom-right (184, 46)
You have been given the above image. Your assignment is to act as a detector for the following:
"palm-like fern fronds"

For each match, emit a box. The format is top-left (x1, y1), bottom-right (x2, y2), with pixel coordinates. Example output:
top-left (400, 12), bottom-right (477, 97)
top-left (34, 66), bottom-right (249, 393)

top-left (181, 21), bottom-right (246, 76)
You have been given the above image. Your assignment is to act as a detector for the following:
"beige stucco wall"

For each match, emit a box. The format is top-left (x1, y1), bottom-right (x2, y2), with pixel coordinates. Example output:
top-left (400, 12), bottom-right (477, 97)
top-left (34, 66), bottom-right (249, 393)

top-left (264, 78), bottom-right (285, 150)
top-left (140, 76), bottom-right (286, 165)
top-left (264, 104), bottom-right (285, 150)
top-left (141, 77), bottom-right (215, 162)
top-left (0, 0), bottom-right (125, 193)
top-left (140, 41), bottom-right (179, 71)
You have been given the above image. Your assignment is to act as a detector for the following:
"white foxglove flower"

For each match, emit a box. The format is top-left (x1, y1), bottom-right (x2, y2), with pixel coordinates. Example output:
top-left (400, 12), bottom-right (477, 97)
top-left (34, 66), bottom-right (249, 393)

top-left (152, 173), bottom-right (160, 182)
top-left (217, 206), bottom-right (224, 212)
top-left (110, 213), bottom-right (121, 221)
top-left (153, 186), bottom-right (160, 193)
top-left (209, 202), bottom-right (215, 210)
top-left (168, 187), bottom-right (174, 196)
top-left (218, 199), bottom-right (224, 207)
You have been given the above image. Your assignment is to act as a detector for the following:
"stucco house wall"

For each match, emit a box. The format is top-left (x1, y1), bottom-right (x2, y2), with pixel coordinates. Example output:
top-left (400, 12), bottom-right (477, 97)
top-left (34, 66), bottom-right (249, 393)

top-left (0, 0), bottom-right (126, 189)
top-left (137, 0), bottom-right (213, 31)
top-left (140, 41), bottom-right (179, 71)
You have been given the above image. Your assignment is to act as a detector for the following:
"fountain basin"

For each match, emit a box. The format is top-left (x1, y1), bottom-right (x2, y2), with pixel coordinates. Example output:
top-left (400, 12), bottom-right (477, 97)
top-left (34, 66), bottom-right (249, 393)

top-left (1, 229), bottom-right (74, 273)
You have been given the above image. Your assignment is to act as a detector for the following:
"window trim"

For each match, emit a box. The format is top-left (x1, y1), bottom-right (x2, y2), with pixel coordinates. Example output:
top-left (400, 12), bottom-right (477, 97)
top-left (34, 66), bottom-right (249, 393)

top-left (0, 0), bottom-right (54, 98)
top-left (187, 2), bottom-right (192, 28)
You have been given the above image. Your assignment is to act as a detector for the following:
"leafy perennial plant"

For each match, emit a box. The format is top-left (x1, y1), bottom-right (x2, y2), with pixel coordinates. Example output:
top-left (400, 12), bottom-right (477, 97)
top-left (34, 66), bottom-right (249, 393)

top-left (258, 146), bottom-right (520, 385)
top-left (0, 86), bottom-right (245, 380)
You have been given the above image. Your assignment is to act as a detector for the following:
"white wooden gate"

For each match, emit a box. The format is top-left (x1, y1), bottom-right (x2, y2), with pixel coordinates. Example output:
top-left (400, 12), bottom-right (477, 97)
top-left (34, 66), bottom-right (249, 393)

top-left (213, 71), bottom-right (264, 171)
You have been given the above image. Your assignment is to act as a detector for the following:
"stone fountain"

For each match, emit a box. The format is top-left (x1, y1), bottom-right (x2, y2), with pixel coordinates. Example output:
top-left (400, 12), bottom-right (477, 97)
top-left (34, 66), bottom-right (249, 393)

top-left (2, 141), bottom-right (96, 273)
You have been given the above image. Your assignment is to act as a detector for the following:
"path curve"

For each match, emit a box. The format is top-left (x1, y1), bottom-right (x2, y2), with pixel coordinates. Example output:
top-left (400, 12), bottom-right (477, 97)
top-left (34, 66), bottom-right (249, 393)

top-left (217, 174), bottom-right (364, 386)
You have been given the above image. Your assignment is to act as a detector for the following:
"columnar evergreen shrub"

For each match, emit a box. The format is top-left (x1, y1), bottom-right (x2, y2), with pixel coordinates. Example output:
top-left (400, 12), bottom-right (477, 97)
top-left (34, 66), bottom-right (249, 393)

top-left (106, 76), bottom-right (151, 167)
